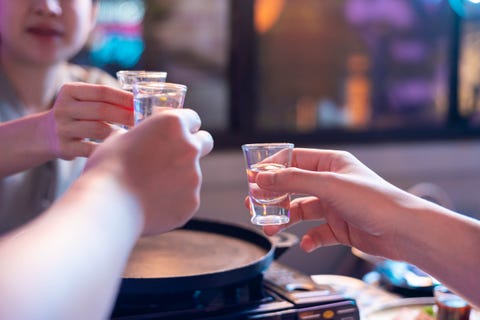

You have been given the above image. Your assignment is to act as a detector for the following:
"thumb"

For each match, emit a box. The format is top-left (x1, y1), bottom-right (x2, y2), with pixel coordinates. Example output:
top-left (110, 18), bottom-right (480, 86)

top-left (256, 167), bottom-right (328, 196)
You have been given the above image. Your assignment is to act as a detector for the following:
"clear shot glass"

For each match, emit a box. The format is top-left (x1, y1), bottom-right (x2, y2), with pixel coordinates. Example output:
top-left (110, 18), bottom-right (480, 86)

top-left (115, 71), bottom-right (168, 130)
top-left (132, 82), bottom-right (187, 125)
top-left (241, 143), bottom-right (294, 226)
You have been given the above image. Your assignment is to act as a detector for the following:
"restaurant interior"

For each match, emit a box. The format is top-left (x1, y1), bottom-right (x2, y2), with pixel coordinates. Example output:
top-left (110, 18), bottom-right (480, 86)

top-left (74, 0), bottom-right (480, 318)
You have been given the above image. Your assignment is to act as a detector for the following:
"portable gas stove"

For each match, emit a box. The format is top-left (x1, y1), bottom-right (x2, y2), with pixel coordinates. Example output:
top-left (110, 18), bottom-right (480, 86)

top-left (111, 261), bottom-right (360, 320)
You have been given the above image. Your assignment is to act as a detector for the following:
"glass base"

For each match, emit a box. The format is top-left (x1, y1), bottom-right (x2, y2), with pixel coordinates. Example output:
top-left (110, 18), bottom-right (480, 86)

top-left (251, 215), bottom-right (289, 226)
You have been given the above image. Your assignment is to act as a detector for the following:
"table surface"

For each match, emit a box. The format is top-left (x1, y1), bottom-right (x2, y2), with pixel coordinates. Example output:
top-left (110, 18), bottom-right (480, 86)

top-left (310, 274), bottom-right (479, 319)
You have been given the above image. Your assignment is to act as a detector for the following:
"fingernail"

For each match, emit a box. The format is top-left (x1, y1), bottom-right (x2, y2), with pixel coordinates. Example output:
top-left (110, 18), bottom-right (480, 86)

top-left (300, 235), bottom-right (315, 253)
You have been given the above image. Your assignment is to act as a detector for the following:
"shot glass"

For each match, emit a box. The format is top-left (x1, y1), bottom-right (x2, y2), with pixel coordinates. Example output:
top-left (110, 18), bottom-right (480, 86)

top-left (116, 70), bottom-right (168, 92)
top-left (241, 143), bottom-right (294, 226)
top-left (133, 82), bottom-right (187, 125)
top-left (434, 285), bottom-right (471, 320)
top-left (115, 71), bottom-right (168, 129)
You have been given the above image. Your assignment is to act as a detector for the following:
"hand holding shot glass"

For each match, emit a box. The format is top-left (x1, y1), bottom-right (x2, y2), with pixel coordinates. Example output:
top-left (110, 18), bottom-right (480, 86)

top-left (133, 81), bottom-right (188, 125)
top-left (242, 143), bottom-right (294, 226)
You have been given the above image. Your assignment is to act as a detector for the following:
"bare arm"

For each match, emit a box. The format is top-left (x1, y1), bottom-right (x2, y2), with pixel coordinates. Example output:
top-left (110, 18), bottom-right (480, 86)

top-left (396, 204), bottom-right (480, 308)
top-left (0, 108), bottom-right (214, 319)
top-left (0, 169), bottom-right (143, 320)
top-left (0, 112), bottom-right (54, 177)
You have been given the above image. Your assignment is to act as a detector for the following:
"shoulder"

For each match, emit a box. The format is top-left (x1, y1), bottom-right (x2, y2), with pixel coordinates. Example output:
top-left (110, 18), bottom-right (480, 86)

top-left (64, 64), bottom-right (120, 88)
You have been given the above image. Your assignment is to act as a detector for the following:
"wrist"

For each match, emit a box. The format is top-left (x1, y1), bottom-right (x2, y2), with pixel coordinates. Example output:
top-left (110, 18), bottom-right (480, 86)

top-left (36, 110), bottom-right (60, 159)
top-left (71, 166), bottom-right (145, 239)
top-left (0, 112), bottom-right (57, 177)
top-left (393, 198), bottom-right (454, 267)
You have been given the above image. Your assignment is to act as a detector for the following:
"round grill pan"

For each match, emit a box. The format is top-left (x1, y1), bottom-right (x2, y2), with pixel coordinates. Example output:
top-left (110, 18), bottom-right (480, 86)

top-left (119, 218), bottom-right (274, 295)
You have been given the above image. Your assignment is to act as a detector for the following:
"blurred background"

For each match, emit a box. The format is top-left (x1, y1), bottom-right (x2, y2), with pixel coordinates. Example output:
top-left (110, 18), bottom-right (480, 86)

top-left (73, 0), bottom-right (480, 277)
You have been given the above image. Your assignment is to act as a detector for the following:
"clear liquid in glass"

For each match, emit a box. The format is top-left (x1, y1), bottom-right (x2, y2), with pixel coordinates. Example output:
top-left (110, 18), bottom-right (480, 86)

top-left (247, 163), bottom-right (290, 225)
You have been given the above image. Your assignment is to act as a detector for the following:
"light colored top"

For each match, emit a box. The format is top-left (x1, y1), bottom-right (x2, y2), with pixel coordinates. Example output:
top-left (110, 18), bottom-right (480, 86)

top-left (0, 63), bottom-right (119, 235)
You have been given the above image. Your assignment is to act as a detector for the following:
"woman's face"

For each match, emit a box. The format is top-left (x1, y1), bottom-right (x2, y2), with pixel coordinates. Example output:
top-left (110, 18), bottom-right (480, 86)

top-left (0, 0), bottom-right (98, 66)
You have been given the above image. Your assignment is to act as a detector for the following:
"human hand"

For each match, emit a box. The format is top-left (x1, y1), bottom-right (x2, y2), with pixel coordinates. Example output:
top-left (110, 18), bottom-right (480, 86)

top-left (85, 108), bottom-right (214, 235)
top-left (42, 82), bottom-right (134, 160)
top-left (250, 148), bottom-right (427, 260)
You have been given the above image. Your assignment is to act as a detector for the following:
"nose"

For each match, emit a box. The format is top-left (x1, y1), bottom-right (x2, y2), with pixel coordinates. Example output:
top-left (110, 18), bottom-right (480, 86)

top-left (32, 0), bottom-right (62, 17)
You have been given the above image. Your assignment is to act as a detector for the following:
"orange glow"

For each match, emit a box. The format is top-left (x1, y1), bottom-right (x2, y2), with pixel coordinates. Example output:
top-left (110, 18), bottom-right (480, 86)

top-left (254, 0), bottom-right (285, 34)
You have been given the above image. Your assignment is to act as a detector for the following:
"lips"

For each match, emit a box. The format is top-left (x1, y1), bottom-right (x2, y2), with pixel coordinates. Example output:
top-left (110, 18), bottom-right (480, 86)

top-left (26, 25), bottom-right (63, 37)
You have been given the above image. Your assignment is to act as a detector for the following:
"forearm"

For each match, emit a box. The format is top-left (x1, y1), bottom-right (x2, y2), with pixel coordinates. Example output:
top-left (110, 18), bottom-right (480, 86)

top-left (397, 201), bottom-right (480, 308)
top-left (0, 112), bottom-right (54, 178)
top-left (0, 169), bottom-right (144, 320)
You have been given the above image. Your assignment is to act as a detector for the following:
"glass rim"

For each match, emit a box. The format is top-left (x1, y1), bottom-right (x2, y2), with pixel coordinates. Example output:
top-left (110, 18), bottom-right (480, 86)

top-left (241, 143), bottom-right (294, 149)
top-left (133, 81), bottom-right (188, 91)
top-left (116, 70), bottom-right (168, 77)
